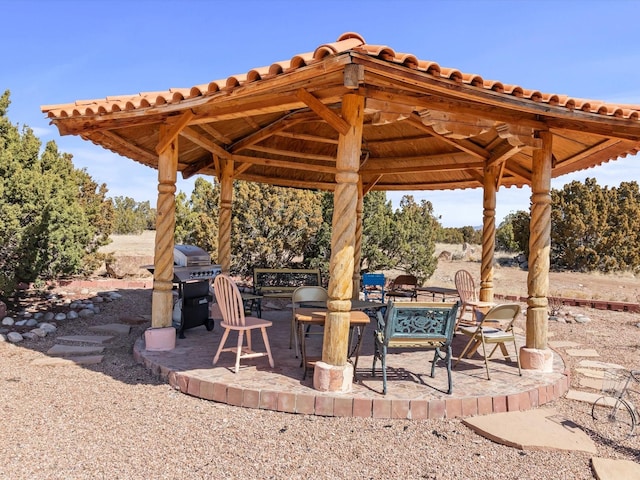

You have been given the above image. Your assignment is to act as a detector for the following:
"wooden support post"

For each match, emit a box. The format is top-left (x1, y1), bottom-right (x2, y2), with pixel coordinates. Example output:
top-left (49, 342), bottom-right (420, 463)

top-left (352, 178), bottom-right (364, 301)
top-left (314, 93), bottom-right (364, 392)
top-left (479, 165), bottom-right (498, 302)
top-left (148, 125), bottom-right (178, 350)
top-left (217, 157), bottom-right (234, 275)
top-left (521, 130), bottom-right (554, 371)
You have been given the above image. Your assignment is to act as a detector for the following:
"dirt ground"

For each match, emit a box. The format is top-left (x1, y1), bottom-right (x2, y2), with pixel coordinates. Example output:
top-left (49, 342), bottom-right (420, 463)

top-left (99, 232), bottom-right (640, 304)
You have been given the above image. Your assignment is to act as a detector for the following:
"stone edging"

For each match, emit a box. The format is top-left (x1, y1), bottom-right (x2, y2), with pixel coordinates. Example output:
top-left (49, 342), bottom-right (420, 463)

top-left (132, 338), bottom-right (569, 420)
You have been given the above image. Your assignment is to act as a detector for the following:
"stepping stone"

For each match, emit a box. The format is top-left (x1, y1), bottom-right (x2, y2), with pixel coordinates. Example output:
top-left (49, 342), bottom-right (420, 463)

top-left (566, 389), bottom-right (603, 404)
top-left (578, 360), bottom-right (625, 370)
top-left (57, 335), bottom-right (114, 344)
top-left (462, 408), bottom-right (596, 453)
top-left (118, 316), bottom-right (148, 325)
top-left (565, 348), bottom-right (600, 357)
top-left (548, 340), bottom-right (580, 348)
top-left (591, 457), bottom-right (640, 480)
top-left (578, 376), bottom-right (603, 391)
top-left (47, 344), bottom-right (105, 356)
top-left (89, 323), bottom-right (131, 335)
top-left (575, 367), bottom-right (606, 379)
top-left (31, 355), bottom-right (104, 366)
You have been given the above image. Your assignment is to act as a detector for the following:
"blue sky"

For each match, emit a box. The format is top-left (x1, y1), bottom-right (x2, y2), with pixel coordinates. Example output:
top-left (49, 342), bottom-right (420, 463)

top-left (2, 0), bottom-right (640, 227)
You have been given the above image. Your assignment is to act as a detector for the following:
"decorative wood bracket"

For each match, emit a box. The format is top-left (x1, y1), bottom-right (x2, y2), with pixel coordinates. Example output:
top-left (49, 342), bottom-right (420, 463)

top-left (155, 110), bottom-right (194, 154)
top-left (495, 123), bottom-right (543, 149)
top-left (365, 97), bottom-right (412, 125)
top-left (419, 110), bottom-right (494, 139)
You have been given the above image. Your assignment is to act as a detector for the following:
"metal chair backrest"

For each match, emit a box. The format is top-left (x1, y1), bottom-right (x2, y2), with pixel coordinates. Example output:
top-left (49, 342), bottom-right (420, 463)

top-left (292, 286), bottom-right (328, 307)
top-left (213, 274), bottom-right (246, 326)
top-left (454, 269), bottom-right (478, 303)
top-left (362, 273), bottom-right (386, 302)
top-left (380, 301), bottom-right (459, 347)
top-left (480, 303), bottom-right (521, 329)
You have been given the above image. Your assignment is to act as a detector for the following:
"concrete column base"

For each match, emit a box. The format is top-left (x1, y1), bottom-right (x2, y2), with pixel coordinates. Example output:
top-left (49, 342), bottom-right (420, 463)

top-left (520, 347), bottom-right (554, 372)
top-left (313, 361), bottom-right (353, 393)
top-left (144, 327), bottom-right (176, 351)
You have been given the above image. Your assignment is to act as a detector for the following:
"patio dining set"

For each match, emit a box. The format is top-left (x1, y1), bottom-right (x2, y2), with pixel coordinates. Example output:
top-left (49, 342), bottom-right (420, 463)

top-left (206, 269), bottom-right (523, 396)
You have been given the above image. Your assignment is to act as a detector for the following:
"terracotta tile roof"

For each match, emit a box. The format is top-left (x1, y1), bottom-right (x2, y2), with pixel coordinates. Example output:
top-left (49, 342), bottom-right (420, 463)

top-left (42, 32), bottom-right (640, 122)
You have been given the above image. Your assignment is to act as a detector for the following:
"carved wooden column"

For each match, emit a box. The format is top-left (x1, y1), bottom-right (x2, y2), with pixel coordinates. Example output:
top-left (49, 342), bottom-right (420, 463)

top-left (480, 165), bottom-right (498, 302)
top-left (352, 178), bottom-right (364, 301)
top-left (521, 130), bottom-right (554, 371)
top-left (147, 125), bottom-right (178, 350)
top-left (314, 93), bottom-right (364, 392)
top-left (217, 157), bottom-right (234, 275)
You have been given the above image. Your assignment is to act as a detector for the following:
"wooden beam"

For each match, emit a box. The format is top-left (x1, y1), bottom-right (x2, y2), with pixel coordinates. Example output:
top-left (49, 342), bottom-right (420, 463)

top-left (181, 155), bottom-right (212, 179)
top-left (155, 110), bottom-right (194, 155)
top-left (362, 159), bottom-right (483, 176)
top-left (275, 131), bottom-right (339, 145)
top-left (180, 126), bottom-right (231, 159)
top-left (239, 173), bottom-right (335, 191)
top-left (363, 175), bottom-right (383, 195)
top-left (504, 162), bottom-right (532, 183)
top-left (230, 112), bottom-right (310, 153)
top-left (245, 145), bottom-right (336, 163)
top-left (486, 140), bottom-right (523, 168)
top-left (92, 130), bottom-right (158, 164)
top-left (232, 154), bottom-right (337, 174)
top-left (296, 88), bottom-right (350, 135)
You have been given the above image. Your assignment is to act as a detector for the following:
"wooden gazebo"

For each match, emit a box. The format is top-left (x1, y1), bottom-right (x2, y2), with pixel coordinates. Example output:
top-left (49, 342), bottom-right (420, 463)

top-left (42, 32), bottom-right (640, 392)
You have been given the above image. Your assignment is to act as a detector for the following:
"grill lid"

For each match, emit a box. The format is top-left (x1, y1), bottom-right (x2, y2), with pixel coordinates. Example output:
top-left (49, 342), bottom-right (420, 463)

top-left (174, 244), bottom-right (210, 267)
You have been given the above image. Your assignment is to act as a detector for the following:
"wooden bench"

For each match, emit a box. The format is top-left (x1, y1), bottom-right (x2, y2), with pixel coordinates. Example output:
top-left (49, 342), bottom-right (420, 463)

top-left (253, 268), bottom-right (322, 300)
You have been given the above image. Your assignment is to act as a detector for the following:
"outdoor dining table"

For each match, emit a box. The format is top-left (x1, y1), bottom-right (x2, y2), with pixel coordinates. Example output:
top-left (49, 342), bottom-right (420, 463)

top-left (294, 302), bottom-right (384, 380)
top-left (416, 286), bottom-right (459, 302)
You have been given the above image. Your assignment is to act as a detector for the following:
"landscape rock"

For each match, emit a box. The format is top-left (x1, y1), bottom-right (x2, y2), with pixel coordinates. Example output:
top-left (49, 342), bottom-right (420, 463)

top-left (7, 332), bottom-right (23, 343)
top-left (26, 319), bottom-right (38, 327)
top-left (2, 317), bottom-right (15, 326)
top-left (43, 312), bottom-right (54, 321)
top-left (54, 313), bottom-right (67, 321)
top-left (79, 308), bottom-right (95, 318)
top-left (38, 323), bottom-right (57, 333)
top-left (31, 328), bottom-right (47, 338)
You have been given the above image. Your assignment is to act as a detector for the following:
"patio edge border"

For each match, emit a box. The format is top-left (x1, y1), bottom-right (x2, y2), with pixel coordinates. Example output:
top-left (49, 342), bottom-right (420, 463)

top-left (133, 337), bottom-right (569, 420)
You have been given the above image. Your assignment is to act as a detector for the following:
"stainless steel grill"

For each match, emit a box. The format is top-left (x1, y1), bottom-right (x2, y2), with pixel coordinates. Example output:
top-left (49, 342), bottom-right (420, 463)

top-left (172, 245), bottom-right (222, 282)
top-left (145, 245), bottom-right (221, 338)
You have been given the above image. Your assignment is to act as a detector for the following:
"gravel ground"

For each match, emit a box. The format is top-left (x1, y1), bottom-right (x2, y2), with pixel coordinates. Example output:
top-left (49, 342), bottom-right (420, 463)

top-left (1, 284), bottom-right (639, 479)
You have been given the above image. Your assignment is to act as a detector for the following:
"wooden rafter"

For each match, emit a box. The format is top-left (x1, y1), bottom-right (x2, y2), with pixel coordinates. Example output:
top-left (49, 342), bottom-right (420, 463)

top-left (553, 138), bottom-right (620, 171)
top-left (230, 111), bottom-right (313, 153)
top-left (180, 126), bottom-right (231, 159)
top-left (296, 88), bottom-right (350, 135)
top-left (93, 130), bottom-right (157, 164)
top-left (199, 124), bottom-right (232, 145)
